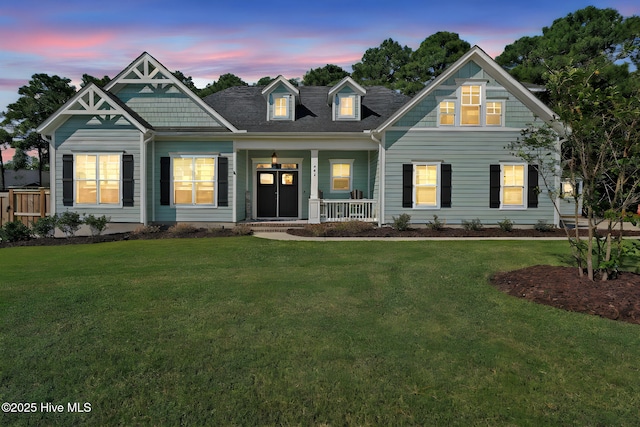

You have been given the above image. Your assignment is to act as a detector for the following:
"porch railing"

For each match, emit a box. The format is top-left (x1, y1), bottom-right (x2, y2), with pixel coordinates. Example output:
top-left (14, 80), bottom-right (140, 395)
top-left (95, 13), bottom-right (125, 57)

top-left (320, 199), bottom-right (377, 222)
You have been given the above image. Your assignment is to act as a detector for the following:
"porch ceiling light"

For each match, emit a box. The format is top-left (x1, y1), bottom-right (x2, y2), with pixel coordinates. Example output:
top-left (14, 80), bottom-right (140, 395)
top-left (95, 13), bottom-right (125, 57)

top-left (271, 152), bottom-right (278, 167)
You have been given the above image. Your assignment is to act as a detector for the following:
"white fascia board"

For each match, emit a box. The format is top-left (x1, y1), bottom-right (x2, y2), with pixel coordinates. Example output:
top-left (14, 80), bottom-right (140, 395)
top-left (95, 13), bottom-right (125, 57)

top-left (37, 83), bottom-right (149, 135)
top-left (261, 75), bottom-right (299, 97)
top-left (328, 76), bottom-right (367, 97)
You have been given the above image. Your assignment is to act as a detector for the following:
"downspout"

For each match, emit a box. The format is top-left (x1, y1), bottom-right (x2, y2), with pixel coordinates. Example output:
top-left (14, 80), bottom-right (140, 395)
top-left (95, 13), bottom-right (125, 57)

top-left (142, 131), bottom-right (155, 225)
top-left (367, 130), bottom-right (384, 227)
top-left (232, 141), bottom-right (237, 223)
top-left (42, 134), bottom-right (55, 216)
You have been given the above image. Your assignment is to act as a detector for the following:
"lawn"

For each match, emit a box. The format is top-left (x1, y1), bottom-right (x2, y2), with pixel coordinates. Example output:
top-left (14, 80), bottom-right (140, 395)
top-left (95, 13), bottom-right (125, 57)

top-left (1, 237), bottom-right (639, 426)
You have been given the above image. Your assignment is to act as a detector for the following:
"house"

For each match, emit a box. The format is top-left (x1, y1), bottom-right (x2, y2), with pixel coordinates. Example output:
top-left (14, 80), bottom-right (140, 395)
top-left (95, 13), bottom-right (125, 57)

top-left (37, 46), bottom-right (564, 230)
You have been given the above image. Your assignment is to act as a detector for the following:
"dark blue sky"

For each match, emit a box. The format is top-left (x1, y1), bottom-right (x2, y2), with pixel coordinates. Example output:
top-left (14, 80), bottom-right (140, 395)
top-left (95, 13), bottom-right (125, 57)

top-left (0, 0), bottom-right (638, 120)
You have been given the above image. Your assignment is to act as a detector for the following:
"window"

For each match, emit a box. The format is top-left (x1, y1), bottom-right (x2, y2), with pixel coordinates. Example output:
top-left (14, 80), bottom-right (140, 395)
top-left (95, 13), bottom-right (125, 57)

top-left (486, 101), bottom-right (502, 126)
top-left (461, 85), bottom-right (481, 125)
top-left (502, 164), bottom-right (525, 208)
top-left (439, 101), bottom-right (455, 125)
top-left (561, 178), bottom-right (583, 198)
top-left (75, 154), bottom-right (121, 205)
top-left (172, 156), bottom-right (216, 205)
top-left (330, 160), bottom-right (353, 192)
top-left (414, 163), bottom-right (440, 208)
top-left (338, 94), bottom-right (356, 118)
top-left (274, 95), bottom-right (289, 118)
top-left (402, 163), bottom-right (451, 209)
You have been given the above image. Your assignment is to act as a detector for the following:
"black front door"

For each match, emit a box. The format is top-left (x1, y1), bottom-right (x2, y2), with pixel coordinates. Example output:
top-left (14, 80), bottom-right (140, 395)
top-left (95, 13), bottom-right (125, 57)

top-left (257, 171), bottom-right (298, 218)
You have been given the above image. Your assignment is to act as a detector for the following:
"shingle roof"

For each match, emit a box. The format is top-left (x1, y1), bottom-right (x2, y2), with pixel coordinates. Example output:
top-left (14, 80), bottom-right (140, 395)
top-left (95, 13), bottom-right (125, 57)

top-left (203, 85), bottom-right (411, 132)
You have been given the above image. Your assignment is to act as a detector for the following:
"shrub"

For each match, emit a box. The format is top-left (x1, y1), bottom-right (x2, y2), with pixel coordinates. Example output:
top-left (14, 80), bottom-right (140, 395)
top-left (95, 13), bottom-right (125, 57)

top-left (333, 221), bottom-right (374, 234)
top-left (303, 223), bottom-right (329, 237)
top-left (167, 223), bottom-right (198, 236)
top-left (462, 218), bottom-right (483, 231)
top-left (392, 213), bottom-right (411, 231)
top-left (497, 218), bottom-right (514, 232)
top-left (534, 220), bottom-right (554, 232)
top-left (232, 224), bottom-right (253, 236)
top-left (131, 225), bottom-right (162, 235)
top-left (426, 215), bottom-right (445, 231)
top-left (1, 220), bottom-right (32, 242)
top-left (31, 215), bottom-right (58, 238)
top-left (83, 214), bottom-right (110, 236)
top-left (57, 211), bottom-right (83, 238)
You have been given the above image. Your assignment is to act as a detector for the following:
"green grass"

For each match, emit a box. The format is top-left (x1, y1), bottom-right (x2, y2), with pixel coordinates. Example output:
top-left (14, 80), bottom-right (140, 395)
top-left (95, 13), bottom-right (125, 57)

top-left (1, 238), bottom-right (639, 426)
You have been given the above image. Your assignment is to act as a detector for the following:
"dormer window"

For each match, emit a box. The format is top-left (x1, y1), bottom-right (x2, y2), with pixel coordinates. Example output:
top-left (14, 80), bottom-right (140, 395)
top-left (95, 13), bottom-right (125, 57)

top-left (329, 77), bottom-right (366, 121)
top-left (338, 94), bottom-right (356, 118)
top-left (274, 95), bottom-right (290, 118)
top-left (261, 76), bottom-right (299, 121)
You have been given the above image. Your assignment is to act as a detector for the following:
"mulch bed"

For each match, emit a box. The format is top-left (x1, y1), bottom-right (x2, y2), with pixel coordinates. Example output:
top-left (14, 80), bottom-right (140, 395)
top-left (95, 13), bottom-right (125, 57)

top-left (491, 265), bottom-right (640, 325)
top-left (0, 227), bottom-right (237, 248)
top-left (287, 226), bottom-right (640, 238)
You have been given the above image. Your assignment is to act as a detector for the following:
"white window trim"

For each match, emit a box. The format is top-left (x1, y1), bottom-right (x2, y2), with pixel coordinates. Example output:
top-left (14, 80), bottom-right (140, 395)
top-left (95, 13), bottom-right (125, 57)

top-left (329, 159), bottom-right (354, 193)
top-left (335, 94), bottom-right (358, 120)
top-left (74, 153), bottom-right (123, 208)
top-left (437, 83), bottom-right (507, 128)
top-left (500, 162), bottom-right (527, 210)
top-left (170, 154), bottom-right (218, 208)
top-left (272, 94), bottom-right (291, 120)
top-left (437, 100), bottom-right (456, 127)
top-left (460, 84), bottom-right (483, 127)
top-left (413, 162), bottom-right (441, 209)
top-left (485, 100), bottom-right (504, 127)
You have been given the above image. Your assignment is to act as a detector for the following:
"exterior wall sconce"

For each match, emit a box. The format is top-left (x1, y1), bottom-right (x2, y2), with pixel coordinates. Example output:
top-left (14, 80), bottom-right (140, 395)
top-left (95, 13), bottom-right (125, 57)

top-left (271, 152), bottom-right (278, 168)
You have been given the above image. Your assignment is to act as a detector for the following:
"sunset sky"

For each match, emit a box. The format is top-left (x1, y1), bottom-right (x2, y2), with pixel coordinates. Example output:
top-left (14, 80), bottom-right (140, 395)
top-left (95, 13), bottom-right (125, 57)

top-left (1, 0), bottom-right (638, 162)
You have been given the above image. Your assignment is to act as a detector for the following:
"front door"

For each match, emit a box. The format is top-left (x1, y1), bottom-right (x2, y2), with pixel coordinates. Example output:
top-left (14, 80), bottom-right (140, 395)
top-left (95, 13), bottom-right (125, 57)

top-left (257, 171), bottom-right (298, 218)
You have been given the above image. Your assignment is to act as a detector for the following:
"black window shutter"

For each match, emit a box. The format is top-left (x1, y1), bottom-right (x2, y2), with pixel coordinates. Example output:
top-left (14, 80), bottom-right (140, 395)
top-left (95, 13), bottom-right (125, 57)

top-left (528, 164), bottom-right (539, 208)
top-left (441, 164), bottom-right (452, 208)
top-left (489, 164), bottom-right (501, 208)
top-left (122, 155), bottom-right (134, 207)
top-left (160, 157), bottom-right (170, 206)
top-left (402, 164), bottom-right (413, 208)
top-left (218, 157), bottom-right (228, 207)
top-left (62, 154), bottom-right (74, 206)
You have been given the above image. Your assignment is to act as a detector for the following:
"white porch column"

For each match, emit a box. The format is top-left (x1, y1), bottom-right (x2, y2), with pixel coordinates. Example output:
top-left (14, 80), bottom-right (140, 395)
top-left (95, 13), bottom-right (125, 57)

top-left (310, 149), bottom-right (319, 199)
top-left (308, 149), bottom-right (320, 223)
top-left (378, 141), bottom-right (385, 227)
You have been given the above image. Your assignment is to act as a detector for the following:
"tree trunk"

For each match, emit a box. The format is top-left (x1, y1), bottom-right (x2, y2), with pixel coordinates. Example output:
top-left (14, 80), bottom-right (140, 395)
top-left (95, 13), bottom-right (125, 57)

top-left (586, 207), bottom-right (595, 281)
top-left (0, 151), bottom-right (5, 191)
top-left (602, 227), bottom-right (612, 281)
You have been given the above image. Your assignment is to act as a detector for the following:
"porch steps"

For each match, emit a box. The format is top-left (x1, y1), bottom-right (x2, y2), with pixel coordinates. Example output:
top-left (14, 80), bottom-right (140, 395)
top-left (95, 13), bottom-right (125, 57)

top-left (559, 215), bottom-right (591, 230)
top-left (243, 221), bottom-right (306, 233)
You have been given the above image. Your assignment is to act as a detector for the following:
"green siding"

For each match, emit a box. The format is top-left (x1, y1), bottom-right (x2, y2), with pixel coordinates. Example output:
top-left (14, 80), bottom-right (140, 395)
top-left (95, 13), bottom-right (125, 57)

top-left (152, 140), bottom-right (234, 223)
top-left (235, 150), bottom-right (247, 221)
top-left (318, 151), bottom-right (373, 199)
top-left (383, 130), bottom-right (556, 225)
top-left (395, 60), bottom-right (537, 129)
top-left (117, 84), bottom-right (223, 128)
top-left (54, 115), bottom-right (142, 222)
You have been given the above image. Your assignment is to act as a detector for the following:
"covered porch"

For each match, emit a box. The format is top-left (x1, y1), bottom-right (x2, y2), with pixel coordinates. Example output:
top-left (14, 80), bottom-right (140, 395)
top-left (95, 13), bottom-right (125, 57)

top-left (235, 140), bottom-right (381, 224)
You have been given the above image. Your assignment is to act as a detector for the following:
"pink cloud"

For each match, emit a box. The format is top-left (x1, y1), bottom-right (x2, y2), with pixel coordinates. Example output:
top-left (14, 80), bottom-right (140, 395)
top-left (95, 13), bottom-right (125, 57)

top-left (2, 147), bottom-right (15, 163)
top-left (0, 30), bottom-right (115, 57)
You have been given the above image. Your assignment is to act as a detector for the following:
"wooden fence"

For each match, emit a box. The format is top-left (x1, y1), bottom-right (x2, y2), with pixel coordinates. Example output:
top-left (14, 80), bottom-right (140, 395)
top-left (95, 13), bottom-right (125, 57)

top-left (0, 188), bottom-right (51, 227)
